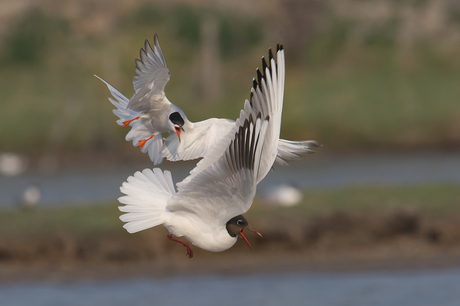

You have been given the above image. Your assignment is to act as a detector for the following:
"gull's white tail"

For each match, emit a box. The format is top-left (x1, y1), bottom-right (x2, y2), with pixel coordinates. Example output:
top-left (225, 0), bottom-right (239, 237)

top-left (118, 168), bottom-right (175, 233)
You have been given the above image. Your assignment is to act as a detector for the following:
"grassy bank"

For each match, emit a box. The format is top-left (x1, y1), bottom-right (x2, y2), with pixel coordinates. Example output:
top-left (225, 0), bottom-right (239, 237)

top-left (1, 184), bottom-right (460, 281)
top-left (2, 184), bottom-right (459, 238)
top-left (1, 4), bottom-right (460, 155)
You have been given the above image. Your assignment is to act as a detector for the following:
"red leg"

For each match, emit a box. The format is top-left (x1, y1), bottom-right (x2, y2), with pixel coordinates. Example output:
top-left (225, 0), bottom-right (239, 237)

top-left (138, 135), bottom-right (155, 149)
top-left (122, 116), bottom-right (140, 127)
top-left (167, 234), bottom-right (193, 258)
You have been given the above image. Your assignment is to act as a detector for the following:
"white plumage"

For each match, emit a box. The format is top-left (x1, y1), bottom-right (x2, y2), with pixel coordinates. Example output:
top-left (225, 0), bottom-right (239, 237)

top-left (96, 34), bottom-right (320, 166)
top-left (118, 45), bottom-right (287, 255)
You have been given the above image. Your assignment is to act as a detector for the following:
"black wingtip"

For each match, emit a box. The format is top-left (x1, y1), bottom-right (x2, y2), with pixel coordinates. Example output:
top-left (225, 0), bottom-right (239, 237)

top-left (268, 48), bottom-right (274, 62)
top-left (252, 78), bottom-right (257, 89)
top-left (256, 68), bottom-right (263, 84)
top-left (262, 56), bottom-right (268, 72)
top-left (276, 43), bottom-right (283, 52)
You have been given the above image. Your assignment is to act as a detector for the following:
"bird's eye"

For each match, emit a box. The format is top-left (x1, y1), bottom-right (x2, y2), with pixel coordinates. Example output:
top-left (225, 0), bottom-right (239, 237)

top-left (237, 220), bottom-right (243, 225)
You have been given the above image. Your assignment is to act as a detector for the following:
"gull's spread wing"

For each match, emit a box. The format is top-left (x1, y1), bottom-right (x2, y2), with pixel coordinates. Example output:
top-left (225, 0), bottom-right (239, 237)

top-left (167, 113), bottom-right (269, 226)
top-left (167, 45), bottom-right (285, 226)
top-left (176, 45), bottom-right (285, 189)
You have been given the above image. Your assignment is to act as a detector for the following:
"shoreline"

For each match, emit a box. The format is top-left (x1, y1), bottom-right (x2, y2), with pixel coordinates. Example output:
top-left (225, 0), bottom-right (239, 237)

top-left (3, 247), bottom-right (460, 284)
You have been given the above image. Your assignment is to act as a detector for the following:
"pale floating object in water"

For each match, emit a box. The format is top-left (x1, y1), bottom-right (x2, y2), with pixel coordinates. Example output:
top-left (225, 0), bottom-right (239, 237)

top-left (263, 184), bottom-right (303, 207)
top-left (0, 153), bottom-right (27, 176)
top-left (21, 184), bottom-right (41, 209)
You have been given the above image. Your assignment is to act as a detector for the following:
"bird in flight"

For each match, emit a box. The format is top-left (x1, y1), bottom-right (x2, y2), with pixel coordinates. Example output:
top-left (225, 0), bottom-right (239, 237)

top-left (118, 44), bottom-right (290, 257)
top-left (96, 34), bottom-right (320, 166)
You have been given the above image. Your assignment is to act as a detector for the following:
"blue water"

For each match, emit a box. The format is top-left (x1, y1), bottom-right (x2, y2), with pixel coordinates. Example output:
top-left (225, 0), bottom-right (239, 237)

top-left (1, 151), bottom-right (460, 208)
top-left (2, 268), bottom-right (460, 306)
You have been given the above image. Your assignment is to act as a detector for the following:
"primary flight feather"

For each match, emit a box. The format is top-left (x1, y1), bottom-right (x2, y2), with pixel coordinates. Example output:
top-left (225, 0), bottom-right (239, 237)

top-left (96, 34), bottom-right (320, 166)
top-left (118, 45), bottom-right (288, 257)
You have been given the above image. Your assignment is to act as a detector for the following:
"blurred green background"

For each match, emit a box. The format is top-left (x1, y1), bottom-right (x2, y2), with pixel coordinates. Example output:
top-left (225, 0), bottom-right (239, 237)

top-left (2, 3), bottom-right (460, 301)
top-left (2, 0), bottom-right (460, 159)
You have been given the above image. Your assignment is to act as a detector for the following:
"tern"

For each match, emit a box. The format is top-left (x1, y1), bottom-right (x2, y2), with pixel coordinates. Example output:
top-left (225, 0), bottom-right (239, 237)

top-left (96, 34), bottom-right (320, 165)
top-left (118, 45), bottom-right (287, 257)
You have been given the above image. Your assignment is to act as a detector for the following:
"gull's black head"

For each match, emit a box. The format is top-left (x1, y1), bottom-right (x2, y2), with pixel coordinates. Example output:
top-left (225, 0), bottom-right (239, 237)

top-left (226, 215), bottom-right (262, 249)
top-left (226, 215), bottom-right (249, 237)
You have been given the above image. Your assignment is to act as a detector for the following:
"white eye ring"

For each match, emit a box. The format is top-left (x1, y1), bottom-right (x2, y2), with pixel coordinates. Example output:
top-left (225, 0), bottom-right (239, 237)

top-left (237, 220), bottom-right (243, 225)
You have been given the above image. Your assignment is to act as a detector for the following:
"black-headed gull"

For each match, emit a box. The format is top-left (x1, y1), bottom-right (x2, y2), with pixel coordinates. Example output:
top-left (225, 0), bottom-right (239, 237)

top-left (96, 34), bottom-right (320, 165)
top-left (118, 45), bottom-right (287, 257)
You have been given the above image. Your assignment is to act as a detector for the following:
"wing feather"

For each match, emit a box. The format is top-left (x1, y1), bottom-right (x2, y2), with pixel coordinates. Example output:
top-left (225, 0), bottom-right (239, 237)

top-left (128, 34), bottom-right (171, 113)
top-left (168, 47), bottom-right (285, 226)
top-left (161, 118), bottom-right (235, 162)
top-left (176, 47), bottom-right (285, 188)
top-left (167, 115), bottom-right (269, 226)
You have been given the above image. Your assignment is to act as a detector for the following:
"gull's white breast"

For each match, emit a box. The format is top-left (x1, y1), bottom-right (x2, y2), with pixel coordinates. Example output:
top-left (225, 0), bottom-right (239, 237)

top-left (165, 212), bottom-right (237, 252)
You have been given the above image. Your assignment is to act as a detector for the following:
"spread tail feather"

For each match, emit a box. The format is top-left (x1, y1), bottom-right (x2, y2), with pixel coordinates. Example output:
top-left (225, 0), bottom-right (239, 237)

top-left (118, 168), bottom-right (175, 233)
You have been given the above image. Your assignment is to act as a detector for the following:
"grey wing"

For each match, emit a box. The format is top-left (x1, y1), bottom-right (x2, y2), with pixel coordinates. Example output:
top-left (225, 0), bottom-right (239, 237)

top-left (167, 113), bottom-right (270, 226)
top-left (176, 45), bottom-right (286, 189)
top-left (128, 34), bottom-right (171, 112)
top-left (168, 46), bottom-right (286, 226)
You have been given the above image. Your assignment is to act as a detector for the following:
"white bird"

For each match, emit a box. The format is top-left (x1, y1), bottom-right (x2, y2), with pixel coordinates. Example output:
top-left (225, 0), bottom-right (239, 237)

top-left (20, 184), bottom-right (41, 210)
top-left (262, 184), bottom-right (303, 207)
top-left (118, 45), bottom-right (287, 257)
top-left (96, 34), bottom-right (320, 166)
top-left (0, 153), bottom-right (27, 176)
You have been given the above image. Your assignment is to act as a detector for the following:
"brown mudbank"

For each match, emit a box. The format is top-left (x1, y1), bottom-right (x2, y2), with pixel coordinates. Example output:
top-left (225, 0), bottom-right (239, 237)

top-left (1, 209), bottom-right (460, 281)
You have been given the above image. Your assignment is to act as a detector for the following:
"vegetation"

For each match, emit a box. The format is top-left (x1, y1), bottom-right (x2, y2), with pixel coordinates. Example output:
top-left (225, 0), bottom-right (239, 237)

top-left (1, 1), bottom-right (460, 156)
top-left (1, 184), bottom-right (458, 237)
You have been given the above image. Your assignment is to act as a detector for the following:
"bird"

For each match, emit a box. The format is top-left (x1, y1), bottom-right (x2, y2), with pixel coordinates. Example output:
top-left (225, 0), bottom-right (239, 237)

top-left (19, 184), bottom-right (41, 210)
top-left (118, 44), bottom-right (287, 257)
top-left (0, 153), bottom-right (27, 176)
top-left (95, 34), bottom-right (320, 166)
top-left (261, 184), bottom-right (303, 207)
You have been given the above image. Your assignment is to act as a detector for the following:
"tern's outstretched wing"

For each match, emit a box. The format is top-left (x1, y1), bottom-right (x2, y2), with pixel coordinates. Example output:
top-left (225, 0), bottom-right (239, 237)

top-left (128, 34), bottom-right (171, 113)
top-left (162, 119), bottom-right (320, 165)
top-left (167, 46), bottom-right (285, 226)
top-left (162, 118), bottom-right (235, 162)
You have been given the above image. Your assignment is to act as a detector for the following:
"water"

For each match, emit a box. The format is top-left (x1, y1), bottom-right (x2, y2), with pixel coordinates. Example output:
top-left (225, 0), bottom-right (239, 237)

top-left (2, 152), bottom-right (459, 304)
top-left (1, 151), bottom-right (460, 208)
top-left (2, 268), bottom-right (460, 306)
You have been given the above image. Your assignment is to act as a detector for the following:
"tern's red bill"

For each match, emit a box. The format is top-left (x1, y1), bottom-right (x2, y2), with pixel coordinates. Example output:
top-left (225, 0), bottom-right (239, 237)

top-left (174, 126), bottom-right (181, 141)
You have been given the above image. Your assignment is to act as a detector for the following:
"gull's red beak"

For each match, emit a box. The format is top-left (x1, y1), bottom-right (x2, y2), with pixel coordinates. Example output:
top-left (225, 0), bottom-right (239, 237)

top-left (239, 226), bottom-right (263, 250)
top-left (174, 126), bottom-right (181, 141)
